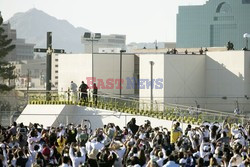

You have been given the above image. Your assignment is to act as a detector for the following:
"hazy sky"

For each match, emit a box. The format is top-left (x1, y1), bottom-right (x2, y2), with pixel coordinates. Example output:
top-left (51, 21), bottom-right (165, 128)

top-left (0, 0), bottom-right (207, 43)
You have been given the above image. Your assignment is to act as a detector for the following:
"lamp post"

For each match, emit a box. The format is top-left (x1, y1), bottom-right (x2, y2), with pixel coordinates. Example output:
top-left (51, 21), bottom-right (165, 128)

top-left (149, 61), bottom-right (154, 110)
top-left (83, 32), bottom-right (101, 85)
top-left (120, 49), bottom-right (126, 97)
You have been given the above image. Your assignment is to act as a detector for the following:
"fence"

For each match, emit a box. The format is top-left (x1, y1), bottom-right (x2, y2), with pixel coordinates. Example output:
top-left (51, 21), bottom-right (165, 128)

top-left (1, 88), bottom-right (249, 127)
top-left (27, 91), bottom-right (250, 126)
top-left (0, 93), bottom-right (28, 126)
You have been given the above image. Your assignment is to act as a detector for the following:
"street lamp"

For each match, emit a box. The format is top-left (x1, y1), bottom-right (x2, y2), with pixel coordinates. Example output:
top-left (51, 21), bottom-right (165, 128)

top-left (120, 49), bottom-right (126, 97)
top-left (243, 33), bottom-right (250, 50)
top-left (149, 61), bottom-right (154, 110)
top-left (83, 32), bottom-right (101, 85)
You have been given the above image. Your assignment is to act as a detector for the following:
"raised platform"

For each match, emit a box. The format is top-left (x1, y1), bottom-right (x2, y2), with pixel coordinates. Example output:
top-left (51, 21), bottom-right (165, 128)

top-left (16, 104), bottom-right (191, 130)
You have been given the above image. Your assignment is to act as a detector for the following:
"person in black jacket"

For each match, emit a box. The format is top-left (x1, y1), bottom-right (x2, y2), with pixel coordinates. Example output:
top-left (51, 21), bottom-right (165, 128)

top-left (16, 150), bottom-right (28, 167)
top-left (127, 118), bottom-right (139, 135)
top-left (79, 81), bottom-right (89, 102)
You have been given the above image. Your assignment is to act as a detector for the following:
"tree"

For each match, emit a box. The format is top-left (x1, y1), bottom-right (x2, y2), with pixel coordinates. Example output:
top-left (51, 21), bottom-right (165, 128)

top-left (0, 14), bottom-right (16, 92)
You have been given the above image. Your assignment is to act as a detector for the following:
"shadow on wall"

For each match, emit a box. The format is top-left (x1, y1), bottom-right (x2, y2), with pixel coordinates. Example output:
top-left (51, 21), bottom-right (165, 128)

top-left (204, 56), bottom-right (249, 112)
top-left (164, 55), bottom-right (250, 113)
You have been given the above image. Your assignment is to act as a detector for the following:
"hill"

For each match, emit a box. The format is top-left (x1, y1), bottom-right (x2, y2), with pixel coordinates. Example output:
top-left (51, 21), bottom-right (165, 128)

top-left (7, 8), bottom-right (89, 53)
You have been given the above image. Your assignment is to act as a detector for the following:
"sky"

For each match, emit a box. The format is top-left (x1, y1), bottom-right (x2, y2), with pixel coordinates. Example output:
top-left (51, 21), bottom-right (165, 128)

top-left (0, 0), bottom-right (207, 43)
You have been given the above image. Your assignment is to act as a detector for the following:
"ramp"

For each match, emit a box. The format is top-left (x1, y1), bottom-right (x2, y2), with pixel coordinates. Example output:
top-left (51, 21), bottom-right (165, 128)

top-left (16, 105), bottom-right (68, 127)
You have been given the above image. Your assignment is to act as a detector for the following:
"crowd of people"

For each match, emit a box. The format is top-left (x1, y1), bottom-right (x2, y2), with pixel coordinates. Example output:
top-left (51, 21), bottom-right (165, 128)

top-left (0, 117), bottom-right (249, 167)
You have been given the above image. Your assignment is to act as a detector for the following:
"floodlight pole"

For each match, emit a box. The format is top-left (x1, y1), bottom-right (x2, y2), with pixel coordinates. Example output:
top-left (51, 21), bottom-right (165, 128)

top-left (149, 61), bottom-right (154, 110)
top-left (84, 33), bottom-right (101, 85)
top-left (92, 38), bottom-right (94, 84)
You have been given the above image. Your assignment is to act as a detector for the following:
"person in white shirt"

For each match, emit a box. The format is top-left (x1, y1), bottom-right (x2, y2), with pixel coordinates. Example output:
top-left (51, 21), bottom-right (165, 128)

top-left (200, 140), bottom-right (214, 164)
top-left (70, 81), bottom-right (78, 102)
top-left (110, 141), bottom-right (126, 167)
top-left (0, 143), bottom-right (7, 167)
top-left (228, 147), bottom-right (243, 167)
top-left (69, 143), bottom-right (86, 167)
top-left (156, 151), bottom-right (166, 167)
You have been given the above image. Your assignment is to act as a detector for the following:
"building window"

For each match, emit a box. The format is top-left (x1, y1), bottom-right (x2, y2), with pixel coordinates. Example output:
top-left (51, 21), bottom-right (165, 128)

top-left (55, 76), bottom-right (58, 79)
top-left (242, 0), bottom-right (250, 4)
top-left (55, 65), bottom-right (58, 67)
top-left (55, 70), bottom-right (58, 73)
top-left (55, 59), bottom-right (58, 61)
top-left (216, 2), bottom-right (232, 14)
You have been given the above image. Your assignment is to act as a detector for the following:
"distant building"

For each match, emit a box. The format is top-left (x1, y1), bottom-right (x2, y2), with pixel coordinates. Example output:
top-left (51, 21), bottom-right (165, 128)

top-left (81, 34), bottom-right (126, 53)
top-left (1, 23), bottom-right (35, 61)
top-left (51, 53), bottom-right (59, 88)
top-left (177, 0), bottom-right (250, 49)
top-left (127, 42), bottom-right (176, 52)
top-left (12, 58), bottom-right (46, 88)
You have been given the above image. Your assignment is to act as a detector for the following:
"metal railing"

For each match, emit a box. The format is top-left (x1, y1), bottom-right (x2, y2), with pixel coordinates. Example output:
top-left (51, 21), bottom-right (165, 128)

top-left (26, 91), bottom-right (250, 125)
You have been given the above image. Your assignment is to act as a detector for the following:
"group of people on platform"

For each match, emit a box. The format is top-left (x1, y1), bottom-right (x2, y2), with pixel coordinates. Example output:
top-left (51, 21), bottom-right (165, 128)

top-left (69, 81), bottom-right (98, 105)
top-left (0, 116), bottom-right (249, 167)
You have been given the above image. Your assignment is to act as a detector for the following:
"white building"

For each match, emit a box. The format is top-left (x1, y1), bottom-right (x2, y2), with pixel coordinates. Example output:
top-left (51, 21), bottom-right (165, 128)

top-left (139, 50), bottom-right (250, 113)
top-left (81, 34), bottom-right (126, 53)
top-left (55, 48), bottom-right (250, 113)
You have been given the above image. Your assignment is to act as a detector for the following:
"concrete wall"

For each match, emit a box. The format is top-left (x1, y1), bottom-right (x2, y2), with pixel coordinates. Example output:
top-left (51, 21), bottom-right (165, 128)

top-left (94, 53), bottom-right (134, 95)
top-left (58, 53), bottom-right (134, 96)
top-left (139, 54), bottom-right (205, 107)
top-left (139, 54), bottom-right (165, 108)
top-left (58, 54), bottom-right (92, 93)
top-left (244, 51), bottom-right (250, 96)
top-left (205, 51), bottom-right (250, 112)
top-left (138, 51), bottom-right (250, 114)
top-left (164, 54), bottom-right (205, 105)
top-left (206, 51), bottom-right (245, 97)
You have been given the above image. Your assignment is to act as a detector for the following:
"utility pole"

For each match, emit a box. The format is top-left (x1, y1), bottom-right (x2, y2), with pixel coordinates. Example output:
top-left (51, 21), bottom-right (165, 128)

top-left (149, 61), bottom-right (154, 110)
top-left (26, 69), bottom-right (30, 99)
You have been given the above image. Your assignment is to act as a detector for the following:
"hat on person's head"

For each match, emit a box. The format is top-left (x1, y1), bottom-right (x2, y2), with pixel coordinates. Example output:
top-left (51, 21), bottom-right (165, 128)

top-left (59, 124), bottom-right (64, 128)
